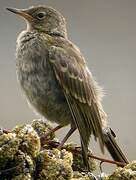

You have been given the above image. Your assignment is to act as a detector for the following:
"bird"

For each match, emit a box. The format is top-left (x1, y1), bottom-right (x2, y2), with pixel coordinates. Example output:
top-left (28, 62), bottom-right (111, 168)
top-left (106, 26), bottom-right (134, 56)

top-left (7, 5), bottom-right (129, 170)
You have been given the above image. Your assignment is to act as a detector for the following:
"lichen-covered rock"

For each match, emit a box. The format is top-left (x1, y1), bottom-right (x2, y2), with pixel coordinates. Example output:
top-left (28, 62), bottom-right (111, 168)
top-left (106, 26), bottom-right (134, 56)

top-left (11, 173), bottom-right (32, 180)
top-left (31, 119), bottom-right (55, 141)
top-left (13, 124), bottom-right (41, 157)
top-left (107, 161), bottom-right (136, 180)
top-left (36, 149), bottom-right (73, 180)
top-left (0, 150), bottom-right (35, 179)
top-left (0, 119), bottom-right (135, 180)
top-left (72, 171), bottom-right (97, 180)
top-left (0, 132), bottom-right (20, 169)
top-left (64, 143), bottom-right (97, 172)
top-left (125, 161), bottom-right (136, 171)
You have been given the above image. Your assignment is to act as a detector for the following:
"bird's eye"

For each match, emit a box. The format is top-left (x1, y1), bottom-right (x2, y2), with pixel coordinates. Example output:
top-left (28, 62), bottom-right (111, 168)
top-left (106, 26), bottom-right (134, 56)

top-left (36, 12), bottom-right (46, 20)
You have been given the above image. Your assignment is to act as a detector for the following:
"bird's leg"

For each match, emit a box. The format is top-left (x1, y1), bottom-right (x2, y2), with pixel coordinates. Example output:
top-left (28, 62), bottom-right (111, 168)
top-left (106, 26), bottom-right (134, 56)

top-left (45, 125), bottom-right (63, 137)
top-left (58, 126), bottom-right (76, 149)
top-left (40, 125), bottom-right (63, 145)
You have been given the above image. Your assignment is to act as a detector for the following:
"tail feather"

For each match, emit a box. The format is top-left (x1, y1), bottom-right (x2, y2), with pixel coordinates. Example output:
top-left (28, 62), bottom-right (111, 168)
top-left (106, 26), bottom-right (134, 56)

top-left (103, 128), bottom-right (129, 165)
top-left (80, 138), bottom-right (90, 170)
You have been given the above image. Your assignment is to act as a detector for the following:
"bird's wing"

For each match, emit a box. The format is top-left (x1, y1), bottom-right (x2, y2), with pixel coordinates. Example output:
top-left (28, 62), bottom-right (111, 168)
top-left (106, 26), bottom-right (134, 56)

top-left (49, 45), bottom-right (105, 165)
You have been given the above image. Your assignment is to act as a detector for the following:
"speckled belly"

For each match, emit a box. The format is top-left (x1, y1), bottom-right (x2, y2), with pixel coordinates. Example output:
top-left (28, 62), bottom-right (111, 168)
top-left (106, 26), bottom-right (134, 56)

top-left (17, 66), bottom-right (72, 126)
top-left (16, 31), bottom-right (73, 126)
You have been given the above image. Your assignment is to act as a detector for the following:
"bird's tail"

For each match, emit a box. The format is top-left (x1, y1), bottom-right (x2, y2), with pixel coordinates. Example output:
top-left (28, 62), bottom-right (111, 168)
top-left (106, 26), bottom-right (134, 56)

top-left (103, 127), bottom-right (129, 165)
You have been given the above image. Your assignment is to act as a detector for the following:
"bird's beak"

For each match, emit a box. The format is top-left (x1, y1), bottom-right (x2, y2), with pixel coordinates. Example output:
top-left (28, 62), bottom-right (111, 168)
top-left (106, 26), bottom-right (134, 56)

top-left (6, 7), bottom-right (32, 21)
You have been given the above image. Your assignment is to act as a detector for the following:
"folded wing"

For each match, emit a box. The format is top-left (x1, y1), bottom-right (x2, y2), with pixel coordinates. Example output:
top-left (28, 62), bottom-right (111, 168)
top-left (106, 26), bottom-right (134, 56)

top-left (49, 45), bottom-right (105, 168)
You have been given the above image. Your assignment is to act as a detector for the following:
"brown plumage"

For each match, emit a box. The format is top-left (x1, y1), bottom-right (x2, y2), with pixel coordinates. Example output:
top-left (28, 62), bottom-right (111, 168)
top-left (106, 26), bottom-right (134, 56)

top-left (7, 5), bottom-right (129, 170)
top-left (49, 45), bottom-right (105, 167)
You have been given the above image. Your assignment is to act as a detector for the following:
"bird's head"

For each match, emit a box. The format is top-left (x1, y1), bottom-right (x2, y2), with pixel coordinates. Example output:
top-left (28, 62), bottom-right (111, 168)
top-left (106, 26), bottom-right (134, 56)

top-left (6, 5), bottom-right (67, 38)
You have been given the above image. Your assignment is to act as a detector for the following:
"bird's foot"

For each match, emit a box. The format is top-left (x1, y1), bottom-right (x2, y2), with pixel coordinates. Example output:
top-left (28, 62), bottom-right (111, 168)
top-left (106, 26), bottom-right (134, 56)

top-left (57, 127), bottom-right (76, 149)
top-left (40, 125), bottom-right (62, 146)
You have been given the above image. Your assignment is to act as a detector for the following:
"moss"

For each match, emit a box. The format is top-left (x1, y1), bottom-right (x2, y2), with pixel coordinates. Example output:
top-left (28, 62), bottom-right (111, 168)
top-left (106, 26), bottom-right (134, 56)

top-left (108, 162), bottom-right (136, 180)
top-left (0, 119), bottom-right (135, 180)
top-left (11, 173), bottom-right (32, 180)
top-left (64, 143), bottom-right (97, 172)
top-left (13, 124), bottom-right (41, 157)
top-left (36, 149), bottom-right (73, 180)
top-left (0, 133), bottom-right (20, 169)
top-left (72, 171), bottom-right (97, 180)
top-left (31, 119), bottom-right (55, 141)
top-left (125, 161), bottom-right (136, 171)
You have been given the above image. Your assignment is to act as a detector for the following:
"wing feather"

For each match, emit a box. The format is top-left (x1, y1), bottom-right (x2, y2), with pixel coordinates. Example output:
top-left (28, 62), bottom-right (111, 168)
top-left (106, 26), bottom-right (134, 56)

top-left (49, 45), bottom-right (105, 164)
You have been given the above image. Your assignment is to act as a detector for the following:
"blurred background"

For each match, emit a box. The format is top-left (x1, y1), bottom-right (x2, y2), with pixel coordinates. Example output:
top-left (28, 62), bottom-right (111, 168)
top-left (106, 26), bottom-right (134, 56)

top-left (0, 0), bottom-right (136, 172)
